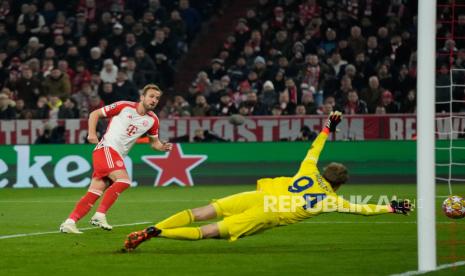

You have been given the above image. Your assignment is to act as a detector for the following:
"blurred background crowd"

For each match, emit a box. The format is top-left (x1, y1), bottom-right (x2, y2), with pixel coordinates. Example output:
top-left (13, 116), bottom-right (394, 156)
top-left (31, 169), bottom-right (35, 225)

top-left (0, 0), bottom-right (464, 123)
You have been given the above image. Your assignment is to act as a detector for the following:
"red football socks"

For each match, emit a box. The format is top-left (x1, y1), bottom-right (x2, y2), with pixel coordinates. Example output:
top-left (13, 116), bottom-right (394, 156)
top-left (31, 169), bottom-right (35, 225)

top-left (96, 181), bottom-right (130, 213)
top-left (69, 191), bottom-right (101, 222)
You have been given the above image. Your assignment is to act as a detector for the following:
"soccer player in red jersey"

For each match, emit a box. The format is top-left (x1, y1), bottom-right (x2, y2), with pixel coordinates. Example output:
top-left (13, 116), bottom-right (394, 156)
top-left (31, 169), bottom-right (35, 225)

top-left (60, 84), bottom-right (172, 234)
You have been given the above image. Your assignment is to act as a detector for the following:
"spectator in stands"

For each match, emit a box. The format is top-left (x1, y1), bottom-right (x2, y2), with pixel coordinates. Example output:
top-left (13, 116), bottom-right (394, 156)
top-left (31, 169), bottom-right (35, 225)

top-left (134, 47), bottom-right (157, 83)
top-left (278, 90), bottom-right (295, 115)
top-left (401, 89), bottom-right (416, 113)
top-left (237, 102), bottom-right (250, 116)
top-left (295, 104), bottom-right (307, 116)
top-left (72, 61), bottom-right (92, 93)
top-left (72, 82), bottom-right (95, 118)
top-left (17, 3), bottom-right (45, 35)
top-left (88, 94), bottom-right (104, 113)
top-left (252, 55), bottom-right (268, 80)
top-left (244, 91), bottom-right (267, 115)
top-left (42, 67), bottom-right (71, 99)
top-left (301, 87), bottom-right (318, 114)
top-left (377, 63), bottom-right (394, 92)
top-left (320, 28), bottom-right (337, 56)
top-left (283, 78), bottom-right (299, 105)
top-left (34, 96), bottom-right (49, 119)
top-left (392, 64), bottom-right (415, 99)
top-left (191, 94), bottom-right (211, 116)
top-left (260, 80), bottom-right (277, 114)
top-left (122, 32), bottom-right (139, 57)
top-left (170, 95), bottom-right (191, 117)
top-left (52, 35), bottom-right (68, 59)
top-left (206, 58), bottom-right (226, 81)
top-left (21, 36), bottom-right (43, 60)
top-left (14, 67), bottom-right (42, 109)
top-left (47, 95), bottom-right (62, 119)
top-left (0, 93), bottom-right (15, 119)
top-left (100, 59), bottom-right (118, 83)
top-left (147, 28), bottom-right (174, 62)
top-left (99, 82), bottom-right (118, 105)
top-left (380, 90), bottom-right (399, 113)
top-left (348, 26), bottom-right (366, 55)
top-left (327, 51), bottom-right (348, 78)
top-left (113, 71), bottom-right (139, 102)
top-left (319, 96), bottom-right (337, 115)
top-left (343, 89), bottom-right (368, 114)
top-left (215, 91), bottom-right (237, 116)
top-left (124, 57), bottom-right (146, 89)
top-left (227, 56), bottom-right (248, 88)
top-left (14, 99), bottom-right (26, 119)
top-left (301, 54), bottom-right (331, 95)
top-left (58, 98), bottom-right (80, 119)
top-left (87, 47), bottom-right (103, 72)
top-left (360, 76), bottom-right (383, 113)
top-left (179, 0), bottom-right (201, 42)
top-left (58, 60), bottom-right (75, 81)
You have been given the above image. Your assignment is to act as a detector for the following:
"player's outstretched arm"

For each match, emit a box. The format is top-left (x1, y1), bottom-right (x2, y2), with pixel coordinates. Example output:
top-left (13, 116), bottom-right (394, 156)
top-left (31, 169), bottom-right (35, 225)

top-left (335, 197), bottom-right (412, 216)
top-left (149, 135), bottom-right (173, 152)
top-left (296, 111), bottom-right (342, 174)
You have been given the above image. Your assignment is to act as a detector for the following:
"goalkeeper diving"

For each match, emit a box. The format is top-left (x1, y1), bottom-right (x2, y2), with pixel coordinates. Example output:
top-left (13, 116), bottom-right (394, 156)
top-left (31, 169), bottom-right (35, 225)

top-left (124, 111), bottom-right (412, 250)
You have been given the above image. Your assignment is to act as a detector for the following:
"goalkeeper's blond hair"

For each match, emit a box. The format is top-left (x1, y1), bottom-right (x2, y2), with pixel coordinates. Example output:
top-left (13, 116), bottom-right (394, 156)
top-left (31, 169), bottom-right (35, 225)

top-left (323, 162), bottom-right (348, 191)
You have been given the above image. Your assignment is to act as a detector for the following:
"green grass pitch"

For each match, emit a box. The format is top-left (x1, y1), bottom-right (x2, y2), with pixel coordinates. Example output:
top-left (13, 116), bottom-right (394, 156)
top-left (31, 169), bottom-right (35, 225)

top-left (1, 184), bottom-right (465, 275)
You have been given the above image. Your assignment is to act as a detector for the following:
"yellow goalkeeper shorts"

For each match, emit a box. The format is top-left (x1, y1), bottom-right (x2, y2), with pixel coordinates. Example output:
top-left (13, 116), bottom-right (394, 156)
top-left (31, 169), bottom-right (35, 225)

top-left (212, 191), bottom-right (279, 241)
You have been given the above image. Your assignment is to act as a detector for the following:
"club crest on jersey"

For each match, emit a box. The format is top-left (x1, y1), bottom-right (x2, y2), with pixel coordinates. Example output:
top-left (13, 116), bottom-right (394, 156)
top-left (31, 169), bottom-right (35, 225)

top-left (105, 103), bottom-right (117, 112)
top-left (116, 160), bottom-right (124, 167)
top-left (143, 120), bottom-right (149, 127)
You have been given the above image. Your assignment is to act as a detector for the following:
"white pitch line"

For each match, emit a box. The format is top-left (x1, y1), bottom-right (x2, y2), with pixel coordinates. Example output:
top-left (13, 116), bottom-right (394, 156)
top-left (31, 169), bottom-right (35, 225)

top-left (0, 221), bottom-right (151, 240)
top-left (0, 220), bottom-right (462, 241)
top-left (389, 260), bottom-right (465, 276)
top-left (301, 221), bottom-right (459, 224)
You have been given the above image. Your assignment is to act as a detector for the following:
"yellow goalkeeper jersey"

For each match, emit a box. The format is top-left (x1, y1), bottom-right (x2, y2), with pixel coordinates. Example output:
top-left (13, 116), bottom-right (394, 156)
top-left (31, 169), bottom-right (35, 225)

top-left (256, 130), bottom-right (391, 225)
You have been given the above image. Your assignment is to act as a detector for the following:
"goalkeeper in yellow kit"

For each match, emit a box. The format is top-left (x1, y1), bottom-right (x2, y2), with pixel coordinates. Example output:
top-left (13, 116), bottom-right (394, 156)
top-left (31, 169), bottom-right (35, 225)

top-left (124, 111), bottom-right (411, 250)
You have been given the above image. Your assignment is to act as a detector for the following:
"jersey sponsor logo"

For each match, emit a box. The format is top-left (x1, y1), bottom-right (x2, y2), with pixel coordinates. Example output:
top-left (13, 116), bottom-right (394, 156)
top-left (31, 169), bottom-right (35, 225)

top-left (126, 124), bottom-right (138, 136)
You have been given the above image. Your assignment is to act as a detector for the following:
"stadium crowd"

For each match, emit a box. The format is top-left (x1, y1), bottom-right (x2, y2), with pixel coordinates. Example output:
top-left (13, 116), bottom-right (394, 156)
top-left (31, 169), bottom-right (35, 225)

top-left (1, 0), bottom-right (464, 123)
top-left (176, 0), bottom-right (421, 118)
top-left (0, 0), bottom-right (219, 120)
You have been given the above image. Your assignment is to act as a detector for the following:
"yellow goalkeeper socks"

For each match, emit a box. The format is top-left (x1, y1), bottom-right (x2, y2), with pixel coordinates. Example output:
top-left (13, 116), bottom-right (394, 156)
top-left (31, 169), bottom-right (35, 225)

top-left (159, 227), bottom-right (203, 240)
top-left (155, 209), bottom-right (194, 229)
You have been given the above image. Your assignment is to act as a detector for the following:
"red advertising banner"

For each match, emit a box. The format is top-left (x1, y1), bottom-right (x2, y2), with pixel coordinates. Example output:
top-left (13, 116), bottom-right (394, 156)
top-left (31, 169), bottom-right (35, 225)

top-left (0, 115), bottom-right (464, 144)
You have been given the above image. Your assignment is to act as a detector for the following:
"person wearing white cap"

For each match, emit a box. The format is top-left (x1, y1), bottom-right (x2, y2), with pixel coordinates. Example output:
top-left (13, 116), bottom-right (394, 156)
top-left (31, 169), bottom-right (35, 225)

top-left (24, 36), bottom-right (42, 60)
top-left (261, 80), bottom-right (277, 113)
top-left (100, 59), bottom-right (118, 83)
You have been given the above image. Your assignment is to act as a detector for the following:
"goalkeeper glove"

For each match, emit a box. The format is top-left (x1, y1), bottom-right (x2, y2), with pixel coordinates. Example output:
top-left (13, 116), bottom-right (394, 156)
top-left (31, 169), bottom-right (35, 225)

top-left (390, 199), bottom-right (412, 215)
top-left (325, 111), bottom-right (342, 133)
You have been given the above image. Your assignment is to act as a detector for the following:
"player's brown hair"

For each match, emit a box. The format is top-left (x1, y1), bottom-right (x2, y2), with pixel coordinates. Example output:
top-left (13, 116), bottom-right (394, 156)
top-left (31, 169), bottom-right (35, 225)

top-left (322, 162), bottom-right (348, 191)
top-left (142, 84), bottom-right (162, 95)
